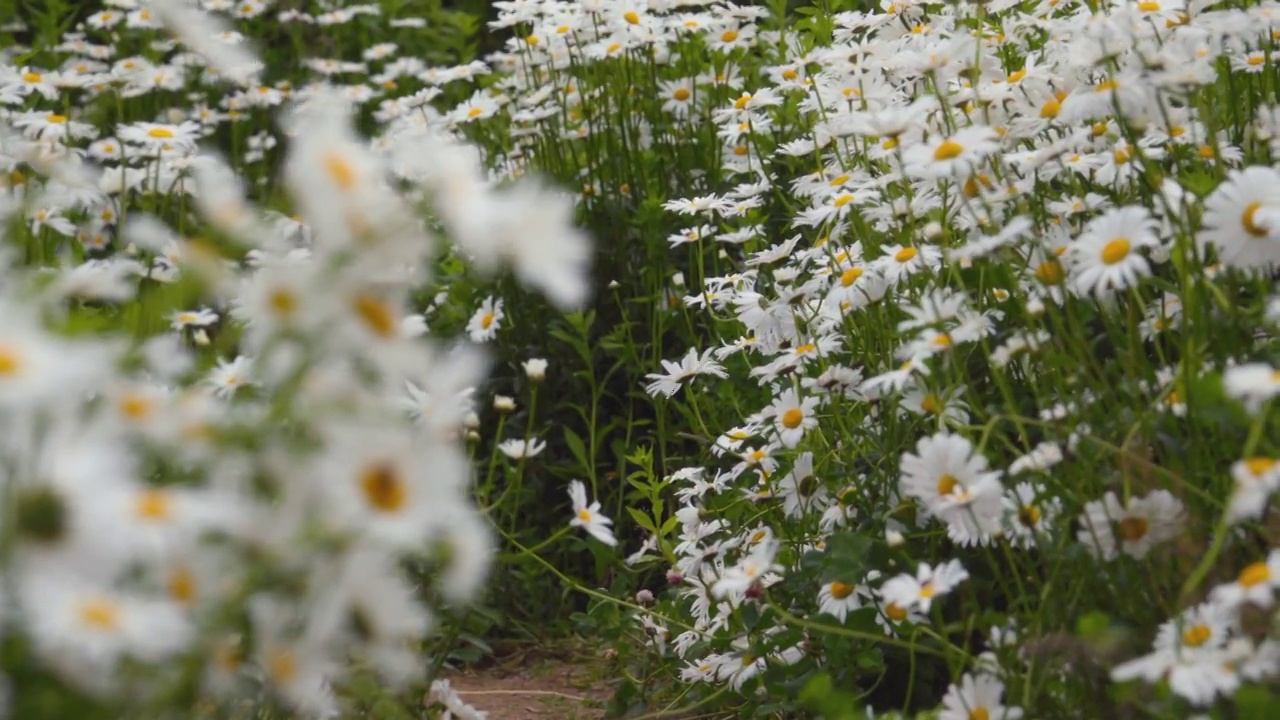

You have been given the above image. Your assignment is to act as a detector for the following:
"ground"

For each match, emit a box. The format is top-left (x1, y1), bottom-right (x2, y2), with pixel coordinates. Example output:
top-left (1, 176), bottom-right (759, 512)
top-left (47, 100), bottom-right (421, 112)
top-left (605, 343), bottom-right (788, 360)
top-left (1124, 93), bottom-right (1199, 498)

top-left (438, 645), bottom-right (613, 720)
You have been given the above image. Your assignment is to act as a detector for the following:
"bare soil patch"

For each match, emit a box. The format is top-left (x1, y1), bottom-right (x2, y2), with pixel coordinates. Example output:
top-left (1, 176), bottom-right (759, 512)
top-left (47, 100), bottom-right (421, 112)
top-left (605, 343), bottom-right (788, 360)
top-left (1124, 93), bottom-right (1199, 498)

top-left (442, 649), bottom-right (613, 720)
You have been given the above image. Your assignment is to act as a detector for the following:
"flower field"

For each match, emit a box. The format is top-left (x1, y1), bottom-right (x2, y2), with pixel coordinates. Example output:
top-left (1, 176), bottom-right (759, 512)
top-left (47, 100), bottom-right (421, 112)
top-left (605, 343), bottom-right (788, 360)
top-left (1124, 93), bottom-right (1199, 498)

top-left (1, 0), bottom-right (1279, 718)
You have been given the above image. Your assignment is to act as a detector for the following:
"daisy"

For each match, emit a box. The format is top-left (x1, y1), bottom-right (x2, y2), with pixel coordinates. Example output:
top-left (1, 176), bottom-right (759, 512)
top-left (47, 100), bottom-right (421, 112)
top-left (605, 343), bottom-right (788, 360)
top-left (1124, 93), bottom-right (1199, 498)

top-left (1077, 490), bottom-right (1185, 561)
top-left (118, 121), bottom-right (202, 153)
top-left (1222, 362), bottom-right (1280, 413)
top-left (1226, 457), bottom-right (1280, 524)
top-left (1210, 550), bottom-right (1280, 609)
top-left (817, 575), bottom-right (874, 623)
top-left (938, 672), bottom-right (1023, 720)
top-left (776, 452), bottom-right (829, 518)
top-left (899, 432), bottom-right (1005, 546)
top-left (498, 438), bottom-right (546, 460)
top-left (1068, 206), bottom-right (1160, 298)
top-left (712, 538), bottom-right (781, 598)
top-left (169, 308), bottom-right (219, 331)
top-left (1002, 482), bottom-right (1060, 548)
top-left (875, 243), bottom-right (942, 286)
top-left (904, 126), bottom-right (1000, 178)
top-left (568, 480), bottom-right (616, 546)
top-left (206, 355), bottom-right (255, 398)
top-left (766, 388), bottom-right (820, 448)
top-left (466, 297), bottom-right (504, 343)
top-left (1197, 166), bottom-right (1280, 272)
top-left (21, 571), bottom-right (194, 693)
top-left (879, 559), bottom-right (969, 614)
top-left (644, 348), bottom-right (728, 398)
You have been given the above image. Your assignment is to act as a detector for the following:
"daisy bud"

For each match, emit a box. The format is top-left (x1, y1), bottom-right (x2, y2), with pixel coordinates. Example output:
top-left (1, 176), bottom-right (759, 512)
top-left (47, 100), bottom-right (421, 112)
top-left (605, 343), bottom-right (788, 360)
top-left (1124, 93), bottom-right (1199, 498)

top-left (608, 280), bottom-right (620, 289)
top-left (493, 395), bottom-right (516, 413)
top-left (1025, 297), bottom-right (1046, 316)
top-left (923, 221), bottom-right (943, 240)
top-left (464, 412), bottom-right (480, 430)
top-left (193, 329), bottom-right (211, 346)
top-left (466, 430), bottom-right (480, 443)
top-left (886, 528), bottom-right (906, 547)
top-left (635, 589), bottom-right (655, 606)
top-left (522, 358), bottom-right (548, 382)
top-left (718, 249), bottom-right (729, 260)
top-left (672, 271), bottom-right (685, 287)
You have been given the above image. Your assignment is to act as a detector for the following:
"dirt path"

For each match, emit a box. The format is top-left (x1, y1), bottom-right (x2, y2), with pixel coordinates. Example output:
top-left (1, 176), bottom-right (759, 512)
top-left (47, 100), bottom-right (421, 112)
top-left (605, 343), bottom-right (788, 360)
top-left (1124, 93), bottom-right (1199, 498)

top-left (442, 658), bottom-right (612, 719)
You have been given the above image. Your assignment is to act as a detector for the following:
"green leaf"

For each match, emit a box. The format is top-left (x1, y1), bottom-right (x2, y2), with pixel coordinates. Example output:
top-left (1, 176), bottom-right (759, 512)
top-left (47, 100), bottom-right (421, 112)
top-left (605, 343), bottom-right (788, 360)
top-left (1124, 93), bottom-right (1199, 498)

top-left (563, 426), bottom-right (590, 472)
top-left (626, 507), bottom-right (657, 534)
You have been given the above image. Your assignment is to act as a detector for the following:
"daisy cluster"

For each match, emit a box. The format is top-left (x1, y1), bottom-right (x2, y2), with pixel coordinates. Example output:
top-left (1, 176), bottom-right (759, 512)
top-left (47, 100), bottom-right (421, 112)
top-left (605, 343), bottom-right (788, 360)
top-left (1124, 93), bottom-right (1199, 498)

top-left (0, 0), bottom-right (590, 717)
top-left (466, 0), bottom-right (1280, 715)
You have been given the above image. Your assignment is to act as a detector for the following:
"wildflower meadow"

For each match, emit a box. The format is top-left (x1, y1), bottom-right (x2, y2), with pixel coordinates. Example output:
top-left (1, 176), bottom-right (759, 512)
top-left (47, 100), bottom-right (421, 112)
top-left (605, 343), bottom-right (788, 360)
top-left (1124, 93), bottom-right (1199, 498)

top-left (1, 0), bottom-right (1279, 718)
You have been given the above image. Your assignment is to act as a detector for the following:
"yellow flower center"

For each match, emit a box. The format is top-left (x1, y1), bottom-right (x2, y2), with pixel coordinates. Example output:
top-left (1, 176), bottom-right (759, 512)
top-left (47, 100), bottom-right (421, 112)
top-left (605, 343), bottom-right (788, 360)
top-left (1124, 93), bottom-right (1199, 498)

top-left (721, 30), bottom-right (738, 43)
top-left (169, 566), bottom-right (196, 603)
top-left (577, 508), bottom-right (592, 522)
top-left (969, 709), bottom-right (990, 720)
top-left (932, 140), bottom-right (964, 161)
top-left (920, 582), bottom-right (936, 598)
top-left (1242, 202), bottom-right (1269, 237)
top-left (1182, 624), bottom-right (1212, 647)
top-left (79, 599), bottom-right (121, 630)
top-left (0, 346), bottom-right (19, 376)
top-left (1035, 260), bottom-right (1064, 285)
top-left (833, 194), bottom-right (853, 207)
top-left (830, 174), bottom-right (850, 186)
top-left (269, 288), bottom-right (298, 316)
top-left (794, 343), bottom-right (816, 354)
top-left (1117, 516), bottom-right (1149, 541)
top-left (22, 72), bottom-right (41, 83)
top-left (136, 489), bottom-right (173, 520)
top-left (467, 106), bottom-right (484, 118)
top-left (1239, 561), bottom-right (1271, 587)
top-left (1019, 504), bottom-right (1041, 527)
top-left (361, 463), bottom-right (407, 512)
top-left (1244, 457), bottom-right (1277, 476)
top-left (323, 152), bottom-right (357, 190)
top-left (1248, 54), bottom-right (1265, 67)
top-left (1008, 69), bottom-right (1027, 83)
top-left (354, 295), bottom-right (396, 337)
top-left (885, 602), bottom-right (908, 621)
top-left (895, 247), bottom-right (918, 263)
top-left (1096, 79), bottom-right (1119, 93)
top-left (148, 127), bottom-right (174, 138)
top-left (623, 11), bottom-right (640, 24)
top-left (1197, 145), bottom-right (1216, 160)
top-left (672, 87), bottom-right (691, 101)
top-left (781, 408), bottom-right (804, 429)
top-left (1040, 99), bottom-right (1061, 119)
top-left (937, 474), bottom-right (959, 496)
top-left (829, 581), bottom-right (854, 599)
top-left (119, 394), bottom-right (152, 421)
top-left (840, 267), bottom-right (863, 286)
top-left (268, 648), bottom-right (297, 683)
top-left (1101, 238), bottom-right (1131, 265)
top-left (48, 114), bottom-right (68, 124)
